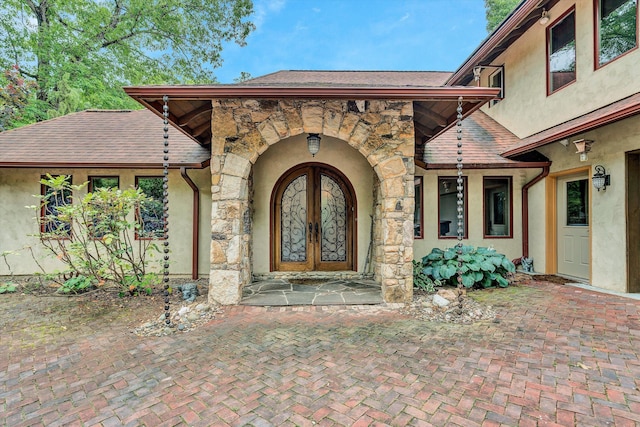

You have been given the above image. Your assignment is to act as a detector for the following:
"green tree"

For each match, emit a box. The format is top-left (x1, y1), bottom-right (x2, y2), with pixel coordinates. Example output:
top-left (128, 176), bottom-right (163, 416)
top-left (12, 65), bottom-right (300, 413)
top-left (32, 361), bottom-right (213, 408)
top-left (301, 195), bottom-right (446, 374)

top-left (0, 65), bottom-right (38, 131)
top-left (485, 0), bottom-right (520, 32)
top-left (0, 0), bottom-right (254, 124)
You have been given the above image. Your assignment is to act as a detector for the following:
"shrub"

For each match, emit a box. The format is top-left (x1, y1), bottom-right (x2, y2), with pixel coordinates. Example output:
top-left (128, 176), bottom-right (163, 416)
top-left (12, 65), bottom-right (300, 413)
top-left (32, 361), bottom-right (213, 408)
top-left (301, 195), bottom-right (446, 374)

top-left (31, 175), bottom-right (161, 293)
top-left (412, 260), bottom-right (441, 293)
top-left (57, 275), bottom-right (94, 294)
top-left (419, 245), bottom-right (515, 289)
top-left (0, 283), bottom-right (17, 294)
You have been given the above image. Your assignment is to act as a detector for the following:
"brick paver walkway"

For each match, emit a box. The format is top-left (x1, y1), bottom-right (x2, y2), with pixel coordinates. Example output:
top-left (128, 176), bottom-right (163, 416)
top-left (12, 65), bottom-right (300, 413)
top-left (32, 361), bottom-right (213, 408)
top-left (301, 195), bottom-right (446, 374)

top-left (2, 281), bottom-right (640, 426)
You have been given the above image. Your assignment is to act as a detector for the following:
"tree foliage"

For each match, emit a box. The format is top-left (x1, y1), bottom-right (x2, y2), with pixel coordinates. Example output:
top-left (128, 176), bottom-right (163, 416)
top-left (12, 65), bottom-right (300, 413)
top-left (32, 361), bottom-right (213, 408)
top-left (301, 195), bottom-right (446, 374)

top-left (485, 0), bottom-right (520, 32)
top-left (0, 65), bottom-right (38, 130)
top-left (0, 0), bottom-right (254, 127)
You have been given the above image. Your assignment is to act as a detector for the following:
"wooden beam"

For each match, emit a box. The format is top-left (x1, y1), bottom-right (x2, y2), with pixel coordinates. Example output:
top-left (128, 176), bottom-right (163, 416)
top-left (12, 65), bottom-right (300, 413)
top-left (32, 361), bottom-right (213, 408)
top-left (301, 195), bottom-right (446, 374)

top-left (414, 103), bottom-right (448, 127)
top-left (192, 121), bottom-right (210, 138)
top-left (178, 103), bottom-right (212, 127)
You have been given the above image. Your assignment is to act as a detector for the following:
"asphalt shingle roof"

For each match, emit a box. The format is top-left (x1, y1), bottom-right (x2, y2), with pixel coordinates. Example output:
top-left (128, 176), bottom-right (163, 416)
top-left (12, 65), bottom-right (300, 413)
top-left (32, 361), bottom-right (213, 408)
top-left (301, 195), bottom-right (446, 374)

top-left (244, 70), bottom-right (453, 87)
top-left (422, 110), bottom-right (523, 167)
top-left (0, 110), bottom-right (209, 168)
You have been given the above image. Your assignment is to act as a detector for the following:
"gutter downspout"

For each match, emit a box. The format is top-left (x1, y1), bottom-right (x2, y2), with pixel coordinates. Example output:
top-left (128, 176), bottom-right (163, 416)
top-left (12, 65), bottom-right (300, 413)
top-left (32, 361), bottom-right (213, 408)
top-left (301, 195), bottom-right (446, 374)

top-left (181, 167), bottom-right (200, 280)
top-left (522, 165), bottom-right (550, 258)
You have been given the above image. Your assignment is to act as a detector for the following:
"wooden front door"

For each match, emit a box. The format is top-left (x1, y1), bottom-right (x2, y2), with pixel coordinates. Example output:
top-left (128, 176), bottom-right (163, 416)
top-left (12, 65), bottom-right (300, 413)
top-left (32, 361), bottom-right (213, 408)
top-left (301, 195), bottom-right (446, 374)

top-left (272, 163), bottom-right (355, 271)
top-left (557, 173), bottom-right (590, 280)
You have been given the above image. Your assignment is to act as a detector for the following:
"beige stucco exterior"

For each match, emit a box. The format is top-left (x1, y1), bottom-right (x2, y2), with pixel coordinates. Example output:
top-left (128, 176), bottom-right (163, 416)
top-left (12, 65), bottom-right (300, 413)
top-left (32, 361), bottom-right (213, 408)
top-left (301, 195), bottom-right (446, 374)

top-left (413, 167), bottom-right (542, 262)
top-left (0, 168), bottom-right (211, 277)
top-left (476, 0), bottom-right (640, 138)
top-left (525, 115), bottom-right (640, 292)
top-left (252, 133), bottom-right (374, 274)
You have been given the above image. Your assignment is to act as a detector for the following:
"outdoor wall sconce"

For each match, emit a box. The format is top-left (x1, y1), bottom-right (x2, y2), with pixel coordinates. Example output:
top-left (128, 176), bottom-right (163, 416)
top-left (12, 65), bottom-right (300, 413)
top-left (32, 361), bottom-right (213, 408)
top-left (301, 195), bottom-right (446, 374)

top-left (307, 133), bottom-right (321, 157)
top-left (539, 9), bottom-right (550, 25)
top-left (592, 165), bottom-right (610, 191)
top-left (573, 139), bottom-right (593, 162)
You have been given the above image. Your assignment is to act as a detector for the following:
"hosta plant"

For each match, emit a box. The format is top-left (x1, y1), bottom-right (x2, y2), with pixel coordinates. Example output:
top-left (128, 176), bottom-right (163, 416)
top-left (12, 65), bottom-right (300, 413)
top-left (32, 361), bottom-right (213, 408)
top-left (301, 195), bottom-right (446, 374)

top-left (420, 245), bottom-right (515, 289)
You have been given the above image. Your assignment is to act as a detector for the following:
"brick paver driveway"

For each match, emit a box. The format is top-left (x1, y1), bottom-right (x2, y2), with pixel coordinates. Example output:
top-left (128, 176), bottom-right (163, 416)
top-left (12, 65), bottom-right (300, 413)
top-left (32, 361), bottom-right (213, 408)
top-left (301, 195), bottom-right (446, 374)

top-left (2, 281), bottom-right (640, 426)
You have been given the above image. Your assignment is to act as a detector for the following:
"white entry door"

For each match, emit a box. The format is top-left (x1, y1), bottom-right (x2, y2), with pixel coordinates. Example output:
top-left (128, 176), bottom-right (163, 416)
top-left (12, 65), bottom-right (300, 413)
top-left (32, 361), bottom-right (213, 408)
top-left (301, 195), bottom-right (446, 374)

top-left (557, 174), bottom-right (590, 280)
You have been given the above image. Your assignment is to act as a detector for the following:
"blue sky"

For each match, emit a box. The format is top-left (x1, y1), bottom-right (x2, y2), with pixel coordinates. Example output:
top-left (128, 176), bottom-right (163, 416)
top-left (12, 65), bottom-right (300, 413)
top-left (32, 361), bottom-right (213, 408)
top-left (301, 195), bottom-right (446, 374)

top-left (214, 0), bottom-right (490, 83)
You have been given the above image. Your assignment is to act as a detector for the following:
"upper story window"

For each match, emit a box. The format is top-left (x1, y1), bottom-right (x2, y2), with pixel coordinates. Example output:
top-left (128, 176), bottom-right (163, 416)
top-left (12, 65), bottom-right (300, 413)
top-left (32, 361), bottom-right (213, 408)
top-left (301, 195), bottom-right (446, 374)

top-left (489, 67), bottom-right (504, 106)
top-left (596, 0), bottom-right (638, 67)
top-left (548, 8), bottom-right (577, 94)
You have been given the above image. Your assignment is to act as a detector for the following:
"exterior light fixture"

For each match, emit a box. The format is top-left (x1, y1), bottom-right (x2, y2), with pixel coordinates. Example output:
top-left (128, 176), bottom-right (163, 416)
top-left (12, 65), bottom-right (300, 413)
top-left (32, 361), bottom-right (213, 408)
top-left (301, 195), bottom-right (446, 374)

top-left (573, 139), bottom-right (593, 162)
top-left (592, 165), bottom-right (610, 191)
top-left (539, 9), bottom-right (550, 25)
top-left (307, 133), bottom-right (321, 156)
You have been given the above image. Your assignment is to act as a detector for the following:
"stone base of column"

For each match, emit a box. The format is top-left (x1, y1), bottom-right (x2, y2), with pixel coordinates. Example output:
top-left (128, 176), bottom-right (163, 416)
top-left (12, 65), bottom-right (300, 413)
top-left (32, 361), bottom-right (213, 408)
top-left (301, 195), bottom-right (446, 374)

top-left (208, 270), bottom-right (243, 305)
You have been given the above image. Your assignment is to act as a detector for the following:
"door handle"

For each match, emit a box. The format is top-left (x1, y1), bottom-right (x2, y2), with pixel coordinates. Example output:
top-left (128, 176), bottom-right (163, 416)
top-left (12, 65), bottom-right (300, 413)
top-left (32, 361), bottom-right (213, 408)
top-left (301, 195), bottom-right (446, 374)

top-left (315, 222), bottom-right (319, 242)
top-left (309, 222), bottom-right (313, 242)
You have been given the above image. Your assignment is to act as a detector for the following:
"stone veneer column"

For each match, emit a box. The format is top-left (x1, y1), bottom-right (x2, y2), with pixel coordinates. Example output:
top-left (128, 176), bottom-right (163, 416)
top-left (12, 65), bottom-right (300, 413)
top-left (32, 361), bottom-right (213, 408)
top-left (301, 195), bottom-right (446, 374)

top-left (207, 98), bottom-right (416, 304)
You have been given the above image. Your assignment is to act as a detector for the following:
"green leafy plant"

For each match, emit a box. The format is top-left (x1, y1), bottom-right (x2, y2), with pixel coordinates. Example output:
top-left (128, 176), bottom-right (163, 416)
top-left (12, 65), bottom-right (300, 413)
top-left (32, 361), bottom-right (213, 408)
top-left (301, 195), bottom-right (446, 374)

top-left (57, 275), bottom-right (94, 294)
top-left (413, 260), bottom-right (440, 293)
top-left (31, 175), bottom-right (161, 294)
top-left (122, 273), bottom-right (157, 296)
top-left (420, 245), bottom-right (515, 289)
top-left (0, 283), bottom-right (17, 294)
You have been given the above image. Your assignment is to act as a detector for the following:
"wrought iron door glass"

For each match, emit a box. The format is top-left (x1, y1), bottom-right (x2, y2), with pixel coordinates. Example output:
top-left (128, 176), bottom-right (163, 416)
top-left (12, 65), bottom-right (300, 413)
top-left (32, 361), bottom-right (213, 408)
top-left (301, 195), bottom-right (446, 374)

top-left (280, 174), bottom-right (307, 262)
top-left (320, 174), bottom-right (347, 262)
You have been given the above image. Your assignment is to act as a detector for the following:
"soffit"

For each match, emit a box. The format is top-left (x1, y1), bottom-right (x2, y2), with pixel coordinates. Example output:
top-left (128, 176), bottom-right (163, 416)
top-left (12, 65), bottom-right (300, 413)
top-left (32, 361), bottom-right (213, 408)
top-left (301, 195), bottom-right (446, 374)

top-left (124, 83), bottom-right (501, 149)
top-left (448, 0), bottom-right (561, 86)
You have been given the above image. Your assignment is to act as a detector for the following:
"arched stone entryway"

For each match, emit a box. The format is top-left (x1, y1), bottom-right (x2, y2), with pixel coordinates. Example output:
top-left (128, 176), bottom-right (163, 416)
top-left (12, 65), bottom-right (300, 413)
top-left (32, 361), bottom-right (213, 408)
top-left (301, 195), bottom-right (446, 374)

top-left (208, 98), bottom-right (416, 305)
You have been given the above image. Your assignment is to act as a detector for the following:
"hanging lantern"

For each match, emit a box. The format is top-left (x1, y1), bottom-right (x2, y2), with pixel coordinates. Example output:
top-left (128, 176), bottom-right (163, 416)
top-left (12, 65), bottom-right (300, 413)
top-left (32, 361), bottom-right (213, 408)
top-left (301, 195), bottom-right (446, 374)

top-left (307, 133), bottom-right (321, 156)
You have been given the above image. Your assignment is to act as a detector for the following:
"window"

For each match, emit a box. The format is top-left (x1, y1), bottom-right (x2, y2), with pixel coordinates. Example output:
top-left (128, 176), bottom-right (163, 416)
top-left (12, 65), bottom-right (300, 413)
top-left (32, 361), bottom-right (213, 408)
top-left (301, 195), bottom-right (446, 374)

top-left (566, 179), bottom-right (589, 225)
top-left (438, 176), bottom-right (468, 239)
top-left (41, 175), bottom-right (72, 236)
top-left (88, 176), bottom-right (119, 192)
top-left (596, 0), bottom-right (638, 67)
top-left (548, 8), bottom-right (577, 93)
top-left (414, 176), bottom-right (423, 238)
top-left (489, 67), bottom-right (504, 105)
top-left (483, 177), bottom-right (512, 238)
top-left (88, 177), bottom-right (119, 238)
top-left (136, 176), bottom-right (164, 239)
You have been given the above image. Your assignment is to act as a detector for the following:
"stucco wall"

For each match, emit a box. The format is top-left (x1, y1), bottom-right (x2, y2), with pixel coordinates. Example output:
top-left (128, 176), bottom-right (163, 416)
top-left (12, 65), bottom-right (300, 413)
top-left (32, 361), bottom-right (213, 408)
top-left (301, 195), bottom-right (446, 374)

top-left (0, 168), bottom-right (211, 277)
top-left (252, 134), bottom-right (374, 273)
top-left (413, 167), bottom-right (542, 263)
top-left (478, 0), bottom-right (640, 138)
top-left (529, 115), bottom-right (640, 291)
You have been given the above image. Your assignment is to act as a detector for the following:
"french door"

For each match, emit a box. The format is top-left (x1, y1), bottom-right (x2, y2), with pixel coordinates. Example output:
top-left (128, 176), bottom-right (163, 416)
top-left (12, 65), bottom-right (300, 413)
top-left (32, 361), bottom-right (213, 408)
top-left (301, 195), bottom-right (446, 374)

top-left (272, 163), bottom-right (355, 271)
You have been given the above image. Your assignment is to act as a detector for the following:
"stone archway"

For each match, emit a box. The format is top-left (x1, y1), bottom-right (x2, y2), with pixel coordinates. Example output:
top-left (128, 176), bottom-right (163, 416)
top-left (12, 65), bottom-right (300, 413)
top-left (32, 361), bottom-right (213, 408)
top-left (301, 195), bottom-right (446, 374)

top-left (208, 98), bottom-right (416, 305)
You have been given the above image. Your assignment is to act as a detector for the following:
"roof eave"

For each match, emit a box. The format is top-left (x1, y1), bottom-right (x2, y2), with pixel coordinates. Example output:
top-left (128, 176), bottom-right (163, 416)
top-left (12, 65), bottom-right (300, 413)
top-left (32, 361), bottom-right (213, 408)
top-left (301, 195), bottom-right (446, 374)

top-left (447, 0), bottom-right (544, 86)
top-left (0, 161), bottom-right (209, 169)
top-left (502, 96), bottom-right (640, 157)
top-left (418, 161), bottom-right (552, 170)
top-left (124, 85), bottom-right (500, 102)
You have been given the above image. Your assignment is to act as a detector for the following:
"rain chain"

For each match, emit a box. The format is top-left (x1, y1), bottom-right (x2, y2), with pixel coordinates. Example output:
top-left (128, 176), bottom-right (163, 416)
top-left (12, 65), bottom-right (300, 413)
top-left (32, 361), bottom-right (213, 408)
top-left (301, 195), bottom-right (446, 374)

top-left (455, 96), bottom-right (465, 312)
top-left (162, 95), bottom-right (171, 326)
